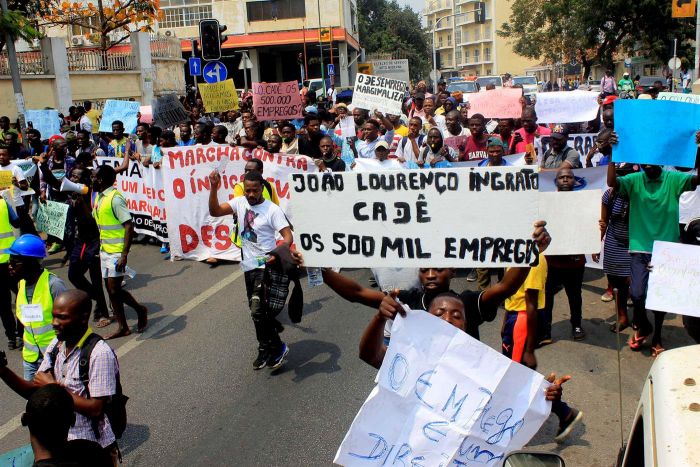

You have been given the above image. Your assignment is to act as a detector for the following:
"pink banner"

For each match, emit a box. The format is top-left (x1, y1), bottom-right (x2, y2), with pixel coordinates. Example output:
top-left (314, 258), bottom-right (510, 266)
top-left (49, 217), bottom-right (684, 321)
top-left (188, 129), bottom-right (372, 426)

top-left (467, 88), bottom-right (523, 118)
top-left (252, 81), bottom-right (304, 121)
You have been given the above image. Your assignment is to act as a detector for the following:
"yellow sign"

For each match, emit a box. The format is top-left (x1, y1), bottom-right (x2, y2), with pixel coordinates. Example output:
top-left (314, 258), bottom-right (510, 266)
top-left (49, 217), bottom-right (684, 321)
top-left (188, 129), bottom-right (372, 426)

top-left (358, 62), bottom-right (374, 75)
top-left (320, 28), bottom-right (332, 42)
top-left (0, 171), bottom-right (13, 190)
top-left (672, 0), bottom-right (696, 17)
top-left (198, 79), bottom-right (240, 113)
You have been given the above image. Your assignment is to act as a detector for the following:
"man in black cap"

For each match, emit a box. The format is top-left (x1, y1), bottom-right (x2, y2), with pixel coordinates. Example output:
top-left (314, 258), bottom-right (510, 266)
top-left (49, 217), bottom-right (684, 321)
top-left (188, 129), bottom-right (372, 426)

top-left (541, 125), bottom-right (581, 169)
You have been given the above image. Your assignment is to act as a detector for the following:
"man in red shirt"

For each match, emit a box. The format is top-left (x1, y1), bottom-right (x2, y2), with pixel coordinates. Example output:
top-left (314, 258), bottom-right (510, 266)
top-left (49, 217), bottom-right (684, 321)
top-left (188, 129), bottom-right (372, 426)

top-left (510, 107), bottom-right (551, 157)
top-left (463, 113), bottom-right (489, 161)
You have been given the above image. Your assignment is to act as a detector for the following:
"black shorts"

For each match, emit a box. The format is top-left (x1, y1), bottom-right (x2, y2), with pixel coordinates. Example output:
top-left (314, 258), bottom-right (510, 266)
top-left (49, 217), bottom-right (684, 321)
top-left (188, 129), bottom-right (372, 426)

top-left (70, 238), bottom-right (101, 266)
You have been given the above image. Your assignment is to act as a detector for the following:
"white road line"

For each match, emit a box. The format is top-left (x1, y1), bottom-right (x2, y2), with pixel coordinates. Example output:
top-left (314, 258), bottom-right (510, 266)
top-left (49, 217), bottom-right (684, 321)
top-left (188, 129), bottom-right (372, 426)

top-left (0, 269), bottom-right (243, 441)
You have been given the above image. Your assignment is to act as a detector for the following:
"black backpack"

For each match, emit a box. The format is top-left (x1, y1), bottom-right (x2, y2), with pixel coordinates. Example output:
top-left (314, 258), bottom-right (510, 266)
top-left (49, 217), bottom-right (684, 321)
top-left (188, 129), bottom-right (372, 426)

top-left (49, 333), bottom-right (128, 439)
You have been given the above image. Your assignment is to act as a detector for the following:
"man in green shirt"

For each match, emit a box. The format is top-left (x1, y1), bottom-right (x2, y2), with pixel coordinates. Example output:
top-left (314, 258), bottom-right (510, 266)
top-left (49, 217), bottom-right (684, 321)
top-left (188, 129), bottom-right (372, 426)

top-left (618, 72), bottom-right (634, 94)
top-left (608, 135), bottom-right (700, 357)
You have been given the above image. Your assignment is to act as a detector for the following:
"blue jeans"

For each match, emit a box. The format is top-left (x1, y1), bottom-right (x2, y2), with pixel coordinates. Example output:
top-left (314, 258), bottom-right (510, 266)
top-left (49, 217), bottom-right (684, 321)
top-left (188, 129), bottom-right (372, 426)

top-left (23, 358), bottom-right (42, 381)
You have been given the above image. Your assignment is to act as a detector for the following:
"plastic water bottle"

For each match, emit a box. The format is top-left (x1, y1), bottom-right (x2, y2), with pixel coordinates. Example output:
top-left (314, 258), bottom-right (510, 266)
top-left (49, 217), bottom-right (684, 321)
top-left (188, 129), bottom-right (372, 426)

top-left (240, 255), bottom-right (269, 272)
top-left (307, 267), bottom-right (324, 288)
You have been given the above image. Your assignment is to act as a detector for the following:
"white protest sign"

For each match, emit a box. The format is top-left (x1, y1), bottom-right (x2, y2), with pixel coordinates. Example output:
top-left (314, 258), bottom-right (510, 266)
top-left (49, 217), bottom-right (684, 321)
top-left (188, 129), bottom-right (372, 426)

top-left (538, 190), bottom-right (601, 255)
top-left (534, 90), bottom-right (600, 123)
top-left (646, 241), bottom-right (700, 317)
top-left (352, 158), bottom-right (404, 172)
top-left (162, 145), bottom-right (318, 261)
top-left (96, 157), bottom-right (168, 242)
top-left (36, 200), bottom-right (69, 239)
top-left (334, 310), bottom-right (551, 467)
top-left (658, 92), bottom-right (700, 105)
top-left (538, 133), bottom-right (598, 162)
top-left (289, 167), bottom-right (540, 268)
top-left (538, 165), bottom-right (608, 192)
top-left (370, 59), bottom-right (410, 84)
top-left (352, 73), bottom-right (406, 116)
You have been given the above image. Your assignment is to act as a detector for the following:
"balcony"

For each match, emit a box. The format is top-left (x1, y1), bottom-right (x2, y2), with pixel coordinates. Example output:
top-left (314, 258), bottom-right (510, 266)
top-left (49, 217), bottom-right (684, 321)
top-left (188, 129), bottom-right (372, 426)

top-left (434, 19), bottom-right (453, 31)
top-left (436, 42), bottom-right (454, 50)
top-left (427, 0), bottom-right (452, 13)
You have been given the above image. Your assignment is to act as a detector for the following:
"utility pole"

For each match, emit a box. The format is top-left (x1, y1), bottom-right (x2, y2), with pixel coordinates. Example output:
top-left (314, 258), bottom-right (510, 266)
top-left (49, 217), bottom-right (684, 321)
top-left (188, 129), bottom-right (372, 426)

top-left (0, 0), bottom-right (27, 142)
top-left (317, 0), bottom-right (326, 98)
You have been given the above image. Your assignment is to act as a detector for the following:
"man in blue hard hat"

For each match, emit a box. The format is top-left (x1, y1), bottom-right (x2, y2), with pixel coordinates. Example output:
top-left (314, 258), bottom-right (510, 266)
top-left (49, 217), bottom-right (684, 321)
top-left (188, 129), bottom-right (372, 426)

top-left (6, 234), bottom-right (67, 380)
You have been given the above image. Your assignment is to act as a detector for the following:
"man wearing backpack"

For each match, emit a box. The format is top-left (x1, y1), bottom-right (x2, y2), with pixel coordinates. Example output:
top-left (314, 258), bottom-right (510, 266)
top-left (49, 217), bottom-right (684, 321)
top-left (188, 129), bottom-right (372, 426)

top-left (0, 289), bottom-right (125, 465)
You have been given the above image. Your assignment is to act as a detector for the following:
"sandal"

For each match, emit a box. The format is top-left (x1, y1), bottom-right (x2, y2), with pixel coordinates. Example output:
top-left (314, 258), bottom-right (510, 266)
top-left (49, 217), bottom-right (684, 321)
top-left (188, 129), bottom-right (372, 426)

top-left (610, 322), bottom-right (630, 333)
top-left (651, 346), bottom-right (665, 358)
top-left (628, 331), bottom-right (649, 351)
top-left (96, 317), bottom-right (113, 328)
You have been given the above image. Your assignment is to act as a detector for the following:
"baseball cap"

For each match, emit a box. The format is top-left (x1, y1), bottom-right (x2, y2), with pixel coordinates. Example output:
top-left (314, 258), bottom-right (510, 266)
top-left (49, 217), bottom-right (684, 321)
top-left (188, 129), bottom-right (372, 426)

top-left (486, 136), bottom-right (507, 149)
top-left (602, 95), bottom-right (619, 106)
top-left (375, 140), bottom-right (389, 150)
top-left (551, 124), bottom-right (568, 139)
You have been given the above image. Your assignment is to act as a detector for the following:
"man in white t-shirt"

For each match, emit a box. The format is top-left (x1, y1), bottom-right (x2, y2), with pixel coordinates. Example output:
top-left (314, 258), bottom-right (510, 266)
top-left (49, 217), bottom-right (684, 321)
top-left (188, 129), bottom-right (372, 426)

top-left (208, 170), bottom-right (293, 370)
top-left (0, 146), bottom-right (27, 208)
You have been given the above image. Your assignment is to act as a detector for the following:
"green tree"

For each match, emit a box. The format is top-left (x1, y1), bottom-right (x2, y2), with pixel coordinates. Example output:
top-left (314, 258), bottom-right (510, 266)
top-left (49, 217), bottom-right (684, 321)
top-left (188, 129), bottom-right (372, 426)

top-left (0, 1), bottom-right (42, 53)
top-left (358, 0), bottom-right (430, 81)
top-left (499, 0), bottom-right (695, 78)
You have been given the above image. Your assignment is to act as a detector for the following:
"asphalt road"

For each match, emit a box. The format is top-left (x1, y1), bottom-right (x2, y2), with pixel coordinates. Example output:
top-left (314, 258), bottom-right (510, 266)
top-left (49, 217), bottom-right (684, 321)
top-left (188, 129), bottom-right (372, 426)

top-left (0, 244), bottom-right (696, 466)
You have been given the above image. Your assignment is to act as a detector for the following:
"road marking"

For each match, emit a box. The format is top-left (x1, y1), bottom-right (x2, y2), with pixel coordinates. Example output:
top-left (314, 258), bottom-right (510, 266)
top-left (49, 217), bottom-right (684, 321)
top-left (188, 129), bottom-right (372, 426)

top-left (0, 269), bottom-right (243, 441)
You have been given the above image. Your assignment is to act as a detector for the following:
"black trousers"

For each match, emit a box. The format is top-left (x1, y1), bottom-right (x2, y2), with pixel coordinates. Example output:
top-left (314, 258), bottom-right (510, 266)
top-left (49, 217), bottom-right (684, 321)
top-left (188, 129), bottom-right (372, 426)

top-left (540, 266), bottom-right (585, 337)
top-left (244, 268), bottom-right (282, 351)
top-left (0, 263), bottom-right (19, 341)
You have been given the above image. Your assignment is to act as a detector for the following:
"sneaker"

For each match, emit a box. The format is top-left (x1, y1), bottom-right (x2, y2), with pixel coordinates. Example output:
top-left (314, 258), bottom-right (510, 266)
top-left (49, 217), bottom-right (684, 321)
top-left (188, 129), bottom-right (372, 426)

top-left (253, 348), bottom-right (269, 370)
top-left (47, 243), bottom-right (63, 254)
top-left (466, 269), bottom-right (477, 282)
top-left (601, 290), bottom-right (613, 302)
top-left (267, 343), bottom-right (289, 370)
top-left (538, 335), bottom-right (553, 347)
top-left (555, 408), bottom-right (583, 443)
top-left (160, 245), bottom-right (169, 254)
top-left (573, 326), bottom-right (586, 341)
top-left (274, 319), bottom-right (284, 334)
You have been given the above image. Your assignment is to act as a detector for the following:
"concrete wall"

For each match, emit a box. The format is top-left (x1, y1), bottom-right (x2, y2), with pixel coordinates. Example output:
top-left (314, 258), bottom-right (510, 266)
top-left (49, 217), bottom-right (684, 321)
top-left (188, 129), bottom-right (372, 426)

top-left (69, 72), bottom-right (143, 102)
top-left (0, 77), bottom-right (58, 119)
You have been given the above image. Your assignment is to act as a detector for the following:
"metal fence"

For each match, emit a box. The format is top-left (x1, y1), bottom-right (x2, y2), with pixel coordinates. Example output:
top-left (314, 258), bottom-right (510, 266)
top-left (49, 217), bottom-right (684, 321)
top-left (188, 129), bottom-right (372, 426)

top-left (0, 51), bottom-right (48, 75)
top-left (67, 49), bottom-right (135, 71)
top-left (150, 36), bottom-right (182, 59)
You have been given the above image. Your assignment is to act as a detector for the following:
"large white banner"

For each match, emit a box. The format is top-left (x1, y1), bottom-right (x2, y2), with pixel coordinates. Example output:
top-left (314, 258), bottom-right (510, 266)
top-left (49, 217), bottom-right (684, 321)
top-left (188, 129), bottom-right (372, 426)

top-left (289, 167), bottom-right (540, 268)
top-left (647, 241), bottom-right (700, 317)
top-left (534, 90), bottom-right (600, 123)
top-left (352, 73), bottom-right (406, 116)
top-left (96, 157), bottom-right (168, 242)
top-left (658, 92), bottom-right (700, 105)
top-left (161, 145), bottom-right (318, 261)
top-left (539, 190), bottom-right (602, 255)
top-left (335, 310), bottom-right (551, 466)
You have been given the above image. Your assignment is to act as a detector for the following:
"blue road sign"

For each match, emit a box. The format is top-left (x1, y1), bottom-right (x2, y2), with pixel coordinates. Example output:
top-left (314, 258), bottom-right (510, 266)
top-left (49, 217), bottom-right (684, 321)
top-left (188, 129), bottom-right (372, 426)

top-left (188, 57), bottom-right (202, 76)
top-left (327, 63), bottom-right (335, 76)
top-left (203, 60), bottom-right (227, 83)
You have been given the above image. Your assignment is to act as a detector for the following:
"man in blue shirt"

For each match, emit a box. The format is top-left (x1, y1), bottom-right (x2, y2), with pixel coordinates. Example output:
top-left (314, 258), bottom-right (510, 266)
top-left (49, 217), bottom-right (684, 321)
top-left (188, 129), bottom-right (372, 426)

top-left (350, 113), bottom-right (395, 159)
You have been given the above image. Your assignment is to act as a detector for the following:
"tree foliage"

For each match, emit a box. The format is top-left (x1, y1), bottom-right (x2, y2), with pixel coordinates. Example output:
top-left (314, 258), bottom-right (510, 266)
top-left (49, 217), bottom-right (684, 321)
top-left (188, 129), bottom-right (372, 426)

top-left (499, 0), bottom-right (696, 77)
top-left (358, 0), bottom-right (430, 81)
top-left (0, 1), bottom-right (42, 53)
top-left (34, 0), bottom-right (162, 50)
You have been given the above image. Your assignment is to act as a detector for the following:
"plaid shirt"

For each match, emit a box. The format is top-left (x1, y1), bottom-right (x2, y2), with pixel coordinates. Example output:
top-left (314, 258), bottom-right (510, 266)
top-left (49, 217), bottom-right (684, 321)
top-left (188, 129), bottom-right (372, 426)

top-left (39, 332), bottom-right (118, 448)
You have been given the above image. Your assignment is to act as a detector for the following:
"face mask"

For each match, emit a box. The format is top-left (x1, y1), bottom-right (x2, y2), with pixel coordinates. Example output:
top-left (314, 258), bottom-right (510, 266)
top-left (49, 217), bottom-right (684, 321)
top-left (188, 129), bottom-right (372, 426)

top-left (283, 137), bottom-right (293, 144)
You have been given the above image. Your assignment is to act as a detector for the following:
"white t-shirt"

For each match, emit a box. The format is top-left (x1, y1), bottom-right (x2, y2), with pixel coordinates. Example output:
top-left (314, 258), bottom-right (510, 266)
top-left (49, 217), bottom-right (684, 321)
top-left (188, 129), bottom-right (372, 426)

top-left (226, 197), bottom-right (289, 265)
top-left (395, 136), bottom-right (426, 164)
top-left (0, 164), bottom-right (25, 207)
top-left (79, 114), bottom-right (93, 133)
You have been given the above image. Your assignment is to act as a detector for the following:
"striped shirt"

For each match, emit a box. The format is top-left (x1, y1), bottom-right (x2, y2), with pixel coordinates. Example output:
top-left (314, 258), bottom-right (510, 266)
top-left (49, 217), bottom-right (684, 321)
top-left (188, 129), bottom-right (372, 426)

top-left (602, 188), bottom-right (631, 277)
top-left (39, 333), bottom-right (118, 448)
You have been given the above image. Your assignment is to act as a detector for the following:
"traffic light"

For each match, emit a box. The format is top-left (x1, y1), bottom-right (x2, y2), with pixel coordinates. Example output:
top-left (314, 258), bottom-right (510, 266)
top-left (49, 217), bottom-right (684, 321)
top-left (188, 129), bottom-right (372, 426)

top-left (475, 1), bottom-right (486, 23)
top-left (199, 19), bottom-right (227, 61)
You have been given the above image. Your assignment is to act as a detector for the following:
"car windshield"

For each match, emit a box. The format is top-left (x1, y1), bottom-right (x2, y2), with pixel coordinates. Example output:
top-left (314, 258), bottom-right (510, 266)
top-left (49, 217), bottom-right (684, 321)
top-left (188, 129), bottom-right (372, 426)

top-left (476, 77), bottom-right (502, 87)
top-left (513, 76), bottom-right (537, 85)
top-left (588, 80), bottom-right (601, 85)
top-left (447, 81), bottom-right (478, 93)
top-left (639, 77), bottom-right (663, 86)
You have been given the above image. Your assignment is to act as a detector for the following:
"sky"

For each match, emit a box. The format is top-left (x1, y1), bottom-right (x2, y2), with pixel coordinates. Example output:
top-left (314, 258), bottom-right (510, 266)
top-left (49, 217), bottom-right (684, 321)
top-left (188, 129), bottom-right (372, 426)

top-left (396, 0), bottom-right (425, 16)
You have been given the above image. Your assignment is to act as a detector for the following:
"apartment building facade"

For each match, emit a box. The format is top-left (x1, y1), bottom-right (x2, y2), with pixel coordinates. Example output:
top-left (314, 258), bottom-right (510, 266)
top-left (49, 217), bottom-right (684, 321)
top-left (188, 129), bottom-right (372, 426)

top-left (425, 0), bottom-right (537, 78)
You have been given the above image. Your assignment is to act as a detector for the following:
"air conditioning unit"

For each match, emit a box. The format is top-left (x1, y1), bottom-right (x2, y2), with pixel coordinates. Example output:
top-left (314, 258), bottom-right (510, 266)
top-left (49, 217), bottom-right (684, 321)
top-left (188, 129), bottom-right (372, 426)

top-left (164, 30), bottom-right (175, 37)
top-left (71, 36), bottom-right (84, 46)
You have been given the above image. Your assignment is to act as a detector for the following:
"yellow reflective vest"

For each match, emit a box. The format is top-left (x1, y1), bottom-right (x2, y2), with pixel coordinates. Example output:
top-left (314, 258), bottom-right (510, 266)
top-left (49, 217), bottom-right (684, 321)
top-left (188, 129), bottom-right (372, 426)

top-left (16, 269), bottom-right (56, 363)
top-left (93, 189), bottom-right (126, 254)
top-left (0, 200), bottom-right (14, 264)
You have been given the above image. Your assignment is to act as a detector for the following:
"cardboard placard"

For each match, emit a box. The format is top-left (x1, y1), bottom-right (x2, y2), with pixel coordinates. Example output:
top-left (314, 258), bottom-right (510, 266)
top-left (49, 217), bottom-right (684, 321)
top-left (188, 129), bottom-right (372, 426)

top-left (152, 94), bottom-right (189, 129)
top-left (98, 99), bottom-right (140, 134)
top-left (252, 81), bottom-right (304, 121)
top-left (534, 90), bottom-right (600, 123)
top-left (466, 88), bottom-right (523, 118)
top-left (198, 79), bottom-right (239, 113)
top-left (352, 73), bottom-right (406, 115)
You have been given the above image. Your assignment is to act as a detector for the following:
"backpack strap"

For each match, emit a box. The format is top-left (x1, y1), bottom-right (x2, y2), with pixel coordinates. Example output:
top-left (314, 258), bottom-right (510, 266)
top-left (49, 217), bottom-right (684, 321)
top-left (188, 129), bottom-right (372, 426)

top-left (79, 333), bottom-right (105, 439)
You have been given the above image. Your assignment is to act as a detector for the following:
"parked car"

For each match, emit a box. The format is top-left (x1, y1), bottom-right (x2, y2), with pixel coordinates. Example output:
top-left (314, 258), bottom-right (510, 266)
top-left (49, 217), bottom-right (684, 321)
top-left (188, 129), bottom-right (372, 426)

top-left (446, 80), bottom-right (480, 102)
top-left (476, 75), bottom-right (503, 90)
top-left (636, 75), bottom-right (666, 93)
top-left (586, 79), bottom-right (601, 92)
top-left (512, 75), bottom-right (538, 96)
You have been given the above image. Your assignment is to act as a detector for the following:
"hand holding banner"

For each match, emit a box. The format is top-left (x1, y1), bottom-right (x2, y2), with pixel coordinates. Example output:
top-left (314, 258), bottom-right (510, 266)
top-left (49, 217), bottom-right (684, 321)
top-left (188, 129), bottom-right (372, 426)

top-left (252, 81), bottom-right (304, 121)
top-left (198, 79), bottom-right (239, 113)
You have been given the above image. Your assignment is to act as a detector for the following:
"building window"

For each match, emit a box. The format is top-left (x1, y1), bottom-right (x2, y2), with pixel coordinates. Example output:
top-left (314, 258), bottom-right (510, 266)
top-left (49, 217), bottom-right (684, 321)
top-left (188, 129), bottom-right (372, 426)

top-left (455, 29), bottom-right (461, 44)
top-left (455, 48), bottom-right (462, 63)
top-left (463, 29), bottom-right (469, 42)
top-left (71, 16), bottom-right (100, 36)
top-left (474, 27), bottom-right (480, 40)
top-left (246, 0), bottom-right (306, 22)
top-left (439, 35), bottom-right (443, 48)
top-left (486, 68), bottom-right (491, 74)
top-left (474, 48), bottom-right (480, 62)
top-left (351, 7), bottom-right (358, 33)
top-left (447, 33), bottom-right (451, 46)
top-left (159, 2), bottom-right (213, 28)
top-left (484, 47), bottom-right (490, 61)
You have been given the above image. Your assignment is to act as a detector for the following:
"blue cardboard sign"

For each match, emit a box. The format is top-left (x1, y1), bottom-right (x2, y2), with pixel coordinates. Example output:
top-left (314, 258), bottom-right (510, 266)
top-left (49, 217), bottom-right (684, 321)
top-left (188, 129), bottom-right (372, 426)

top-left (25, 109), bottom-right (60, 138)
top-left (203, 61), bottom-right (227, 83)
top-left (615, 99), bottom-right (700, 168)
top-left (189, 57), bottom-right (202, 76)
top-left (98, 99), bottom-right (140, 134)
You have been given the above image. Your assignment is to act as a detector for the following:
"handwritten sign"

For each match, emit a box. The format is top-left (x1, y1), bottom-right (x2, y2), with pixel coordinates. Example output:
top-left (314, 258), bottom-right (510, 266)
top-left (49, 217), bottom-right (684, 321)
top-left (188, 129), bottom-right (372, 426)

top-left (352, 73), bottom-right (406, 115)
top-left (198, 79), bottom-right (239, 113)
top-left (534, 90), bottom-right (600, 123)
top-left (539, 190), bottom-right (602, 255)
top-left (647, 241), bottom-right (700, 317)
top-left (0, 171), bottom-right (12, 189)
top-left (98, 99), bottom-right (140, 134)
top-left (539, 133), bottom-right (598, 162)
top-left (290, 167), bottom-right (540, 267)
top-left (615, 99), bottom-right (700, 168)
top-left (335, 310), bottom-right (551, 466)
top-left (152, 94), bottom-right (189, 129)
top-left (658, 92), bottom-right (700, 105)
top-left (26, 109), bottom-right (60, 138)
top-left (466, 88), bottom-right (523, 118)
top-left (162, 145), bottom-right (318, 261)
top-left (252, 81), bottom-right (304, 121)
top-left (36, 200), bottom-right (69, 239)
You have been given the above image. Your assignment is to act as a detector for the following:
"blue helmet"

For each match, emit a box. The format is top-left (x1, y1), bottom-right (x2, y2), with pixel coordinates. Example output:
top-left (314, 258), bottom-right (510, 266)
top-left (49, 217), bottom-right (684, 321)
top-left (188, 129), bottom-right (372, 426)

top-left (5, 234), bottom-right (46, 258)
